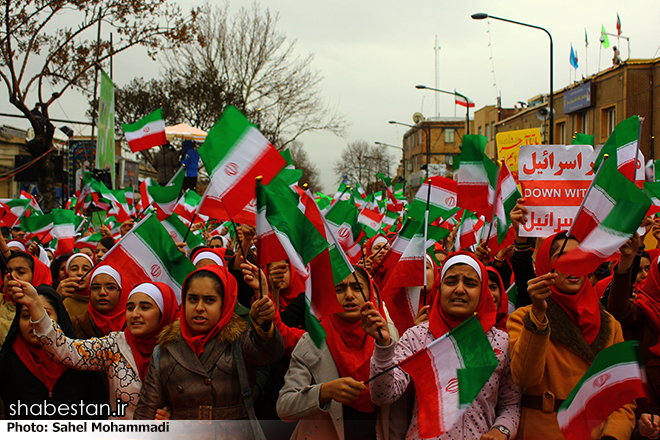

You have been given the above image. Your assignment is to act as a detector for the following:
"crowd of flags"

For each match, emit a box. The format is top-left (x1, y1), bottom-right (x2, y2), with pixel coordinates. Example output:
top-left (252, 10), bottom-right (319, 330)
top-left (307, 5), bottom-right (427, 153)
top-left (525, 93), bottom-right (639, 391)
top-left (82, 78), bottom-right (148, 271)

top-left (1, 100), bottom-right (656, 438)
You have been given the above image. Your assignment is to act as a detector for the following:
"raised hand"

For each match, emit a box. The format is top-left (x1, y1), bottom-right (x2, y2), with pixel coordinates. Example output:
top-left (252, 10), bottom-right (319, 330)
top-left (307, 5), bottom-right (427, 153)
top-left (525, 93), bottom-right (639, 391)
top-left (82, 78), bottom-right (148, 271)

top-left (319, 377), bottom-right (367, 405)
top-left (360, 302), bottom-right (391, 346)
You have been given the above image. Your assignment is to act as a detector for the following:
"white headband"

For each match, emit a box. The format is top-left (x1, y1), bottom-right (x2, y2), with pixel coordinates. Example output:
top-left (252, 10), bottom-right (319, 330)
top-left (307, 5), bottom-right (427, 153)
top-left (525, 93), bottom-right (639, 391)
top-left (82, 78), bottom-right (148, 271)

top-left (7, 241), bottom-right (25, 252)
top-left (425, 254), bottom-right (434, 267)
top-left (192, 251), bottom-right (224, 267)
top-left (370, 236), bottom-right (388, 252)
top-left (440, 254), bottom-right (482, 281)
top-left (65, 253), bottom-right (94, 273)
top-left (91, 266), bottom-right (122, 289)
top-left (128, 283), bottom-right (164, 313)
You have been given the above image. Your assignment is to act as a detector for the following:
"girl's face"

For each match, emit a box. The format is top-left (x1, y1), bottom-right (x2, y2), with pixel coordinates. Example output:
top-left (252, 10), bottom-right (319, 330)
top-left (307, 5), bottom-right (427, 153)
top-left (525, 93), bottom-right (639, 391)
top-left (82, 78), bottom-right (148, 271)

top-left (488, 278), bottom-right (501, 310)
top-left (19, 297), bottom-right (57, 346)
top-left (550, 238), bottom-right (585, 294)
top-left (95, 243), bottom-right (109, 260)
top-left (5, 257), bottom-right (33, 286)
top-left (637, 257), bottom-right (651, 285)
top-left (126, 292), bottom-right (162, 338)
top-left (440, 264), bottom-right (482, 317)
top-left (67, 256), bottom-right (93, 292)
top-left (184, 277), bottom-right (223, 335)
top-left (334, 272), bottom-right (369, 323)
top-left (58, 260), bottom-right (67, 281)
top-left (89, 274), bottom-right (121, 313)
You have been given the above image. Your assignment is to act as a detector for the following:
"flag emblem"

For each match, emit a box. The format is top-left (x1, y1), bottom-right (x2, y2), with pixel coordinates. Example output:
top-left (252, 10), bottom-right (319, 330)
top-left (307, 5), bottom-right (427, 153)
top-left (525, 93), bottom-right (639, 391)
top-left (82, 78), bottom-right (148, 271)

top-left (224, 162), bottom-right (239, 176)
top-left (593, 373), bottom-right (610, 388)
top-left (151, 264), bottom-right (162, 277)
top-left (445, 378), bottom-right (458, 394)
top-left (338, 227), bottom-right (350, 239)
top-left (446, 196), bottom-right (456, 207)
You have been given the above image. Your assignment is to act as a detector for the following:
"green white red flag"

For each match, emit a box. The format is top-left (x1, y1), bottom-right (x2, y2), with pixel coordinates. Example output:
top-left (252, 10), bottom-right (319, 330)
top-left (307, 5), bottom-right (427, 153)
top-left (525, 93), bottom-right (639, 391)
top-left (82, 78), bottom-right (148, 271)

top-left (381, 218), bottom-right (421, 270)
top-left (494, 160), bottom-right (522, 244)
top-left (324, 195), bottom-right (365, 263)
top-left (358, 206), bottom-right (385, 238)
top-left (554, 161), bottom-right (651, 276)
top-left (52, 209), bottom-right (85, 255)
top-left (454, 210), bottom-right (481, 251)
top-left (456, 135), bottom-right (498, 221)
top-left (75, 232), bottom-right (102, 251)
top-left (0, 199), bottom-right (30, 227)
top-left (161, 213), bottom-right (205, 252)
top-left (101, 212), bottom-right (196, 303)
top-left (558, 341), bottom-right (645, 440)
top-left (198, 106), bottom-right (286, 225)
top-left (21, 213), bottom-right (54, 243)
top-left (397, 316), bottom-right (498, 438)
top-left (174, 189), bottom-right (202, 222)
top-left (407, 176), bottom-right (459, 223)
top-left (140, 168), bottom-right (184, 221)
top-left (122, 109), bottom-right (167, 153)
top-left (593, 115), bottom-right (642, 183)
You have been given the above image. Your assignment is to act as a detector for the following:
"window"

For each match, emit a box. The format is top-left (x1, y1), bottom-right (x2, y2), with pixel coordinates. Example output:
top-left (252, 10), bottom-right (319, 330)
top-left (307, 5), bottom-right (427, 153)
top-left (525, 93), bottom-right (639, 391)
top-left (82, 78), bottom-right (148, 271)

top-left (601, 106), bottom-right (616, 138)
top-left (445, 128), bottom-right (455, 143)
top-left (574, 112), bottom-right (587, 134)
top-left (490, 122), bottom-right (495, 140)
top-left (478, 126), bottom-right (483, 136)
top-left (485, 124), bottom-right (490, 140)
top-left (556, 122), bottom-right (566, 145)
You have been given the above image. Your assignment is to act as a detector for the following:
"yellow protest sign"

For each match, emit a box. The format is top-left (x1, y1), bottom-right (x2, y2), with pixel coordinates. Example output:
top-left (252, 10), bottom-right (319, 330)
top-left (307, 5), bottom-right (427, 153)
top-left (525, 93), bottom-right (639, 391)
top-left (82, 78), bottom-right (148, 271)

top-left (496, 128), bottom-right (542, 182)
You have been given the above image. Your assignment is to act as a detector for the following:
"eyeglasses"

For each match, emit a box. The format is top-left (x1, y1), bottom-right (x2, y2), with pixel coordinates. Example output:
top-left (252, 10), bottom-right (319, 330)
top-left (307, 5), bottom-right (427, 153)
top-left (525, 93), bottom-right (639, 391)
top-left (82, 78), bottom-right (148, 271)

top-left (89, 284), bottom-right (120, 294)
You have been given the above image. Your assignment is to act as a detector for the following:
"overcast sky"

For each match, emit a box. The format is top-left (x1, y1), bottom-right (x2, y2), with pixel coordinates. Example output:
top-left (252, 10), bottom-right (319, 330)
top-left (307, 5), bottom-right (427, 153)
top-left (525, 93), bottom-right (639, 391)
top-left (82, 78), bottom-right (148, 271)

top-left (2, 0), bottom-right (659, 193)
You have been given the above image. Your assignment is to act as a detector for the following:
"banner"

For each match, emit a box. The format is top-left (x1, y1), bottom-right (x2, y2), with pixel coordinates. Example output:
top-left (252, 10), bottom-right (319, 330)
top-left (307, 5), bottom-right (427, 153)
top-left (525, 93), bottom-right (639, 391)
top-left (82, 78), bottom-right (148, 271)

top-left (96, 69), bottom-right (115, 187)
top-left (518, 144), bottom-right (594, 237)
top-left (496, 128), bottom-right (542, 183)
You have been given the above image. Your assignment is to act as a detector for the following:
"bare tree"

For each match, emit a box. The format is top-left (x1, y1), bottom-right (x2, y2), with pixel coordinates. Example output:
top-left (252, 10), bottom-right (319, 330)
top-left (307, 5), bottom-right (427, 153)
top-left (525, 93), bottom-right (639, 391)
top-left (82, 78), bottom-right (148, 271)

top-left (164, 1), bottom-right (347, 149)
top-left (333, 140), bottom-right (394, 193)
top-left (288, 141), bottom-right (320, 194)
top-left (0, 0), bottom-right (198, 209)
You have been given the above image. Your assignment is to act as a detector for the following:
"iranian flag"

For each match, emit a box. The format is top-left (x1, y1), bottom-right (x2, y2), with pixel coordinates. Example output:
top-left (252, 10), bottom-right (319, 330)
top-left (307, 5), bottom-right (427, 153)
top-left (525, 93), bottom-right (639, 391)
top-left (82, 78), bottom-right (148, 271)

top-left (558, 341), bottom-right (645, 440)
top-left (101, 212), bottom-right (196, 303)
top-left (593, 116), bottom-right (642, 183)
top-left (554, 161), bottom-right (651, 276)
top-left (174, 189), bottom-right (202, 222)
top-left (454, 210), bottom-right (481, 251)
top-left (277, 149), bottom-right (304, 187)
top-left (381, 218), bottom-right (421, 270)
top-left (21, 213), bottom-right (54, 243)
top-left (325, 196), bottom-right (363, 257)
top-left (456, 135), bottom-right (498, 221)
top-left (407, 176), bottom-right (459, 223)
top-left (397, 316), bottom-right (497, 438)
top-left (493, 160), bottom-right (522, 243)
top-left (644, 181), bottom-right (660, 216)
top-left (76, 232), bottom-right (102, 251)
top-left (52, 209), bottom-right (84, 255)
top-left (140, 168), bottom-right (184, 221)
top-left (383, 217), bottom-right (426, 289)
top-left (198, 106), bottom-right (286, 225)
top-left (358, 206), bottom-right (385, 237)
top-left (0, 199), bottom-right (30, 226)
top-left (122, 109), bottom-right (167, 153)
top-left (455, 93), bottom-right (475, 108)
top-left (161, 213), bottom-right (205, 252)
top-left (99, 181), bottom-right (131, 222)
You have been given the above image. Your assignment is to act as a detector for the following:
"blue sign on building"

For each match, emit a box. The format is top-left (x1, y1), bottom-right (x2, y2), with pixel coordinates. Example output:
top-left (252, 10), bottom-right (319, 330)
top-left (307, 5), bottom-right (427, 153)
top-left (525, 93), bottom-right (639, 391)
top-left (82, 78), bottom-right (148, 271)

top-left (563, 82), bottom-right (593, 114)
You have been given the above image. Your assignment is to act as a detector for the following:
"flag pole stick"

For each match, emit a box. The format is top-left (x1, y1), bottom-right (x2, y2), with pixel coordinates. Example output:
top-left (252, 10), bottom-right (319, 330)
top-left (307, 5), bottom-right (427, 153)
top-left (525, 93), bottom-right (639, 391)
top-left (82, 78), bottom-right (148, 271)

top-left (553, 154), bottom-right (609, 262)
top-left (633, 117), bottom-right (645, 185)
top-left (255, 176), bottom-right (263, 299)
top-left (183, 213), bottom-right (197, 242)
top-left (352, 270), bottom-right (383, 340)
top-left (483, 162), bottom-right (501, 250)
top-left (364, 363), bottom-right (401, 385)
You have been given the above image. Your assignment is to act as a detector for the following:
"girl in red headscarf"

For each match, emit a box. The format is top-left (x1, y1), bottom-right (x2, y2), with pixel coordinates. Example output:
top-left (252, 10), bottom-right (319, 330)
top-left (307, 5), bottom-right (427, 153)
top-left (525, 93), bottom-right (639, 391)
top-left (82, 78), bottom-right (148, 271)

top-left (487, 266), bottom-right (510, 331)
top-left (134, 263), bottom-right (284, 431)
top-left (10, 278), bottom-right (178, 420)
top-left (277, 266), bottom-right (402, 440)
top-left (365, 251), bottom-right (521, 439)
top-left (508, 232), bottom-right (636, 440)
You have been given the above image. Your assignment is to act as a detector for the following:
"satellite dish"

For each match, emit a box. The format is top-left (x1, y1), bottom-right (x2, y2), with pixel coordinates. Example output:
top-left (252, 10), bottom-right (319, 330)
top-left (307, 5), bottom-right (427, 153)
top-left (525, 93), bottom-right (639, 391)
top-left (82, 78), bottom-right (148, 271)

top-left (413, 112), bottom-right (425, 124)
top-left (536, 107), bottom-right (554, 121)
top-left (26, 127), bottom-right (35, 141)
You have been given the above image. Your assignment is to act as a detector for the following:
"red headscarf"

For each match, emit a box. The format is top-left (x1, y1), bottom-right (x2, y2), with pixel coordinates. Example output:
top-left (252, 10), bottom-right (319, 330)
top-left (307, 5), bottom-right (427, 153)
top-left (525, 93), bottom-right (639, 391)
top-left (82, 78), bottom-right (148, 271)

top-left (428, 251), bottom-right (497, 339)
top-left (320, 268), bottom-right (383, 413)
top-left (536, 233), bottom-right (601, 345)
top-left (486, 267), bottom-right (510, 331)
top-left (636, 253), bottom-right (660, 356)
top-left (124, 282), bottom-right (179, 380)
top-left (179, 265), bottom-right (238, 357)
top-left (191, 247), bottom-right (227, 267)
top-left (366, 234), bottom-right (388, 256)
top-left (87, 265), bottom-right (129, 336)
top-left (13, 334), bottom-right (68, 393)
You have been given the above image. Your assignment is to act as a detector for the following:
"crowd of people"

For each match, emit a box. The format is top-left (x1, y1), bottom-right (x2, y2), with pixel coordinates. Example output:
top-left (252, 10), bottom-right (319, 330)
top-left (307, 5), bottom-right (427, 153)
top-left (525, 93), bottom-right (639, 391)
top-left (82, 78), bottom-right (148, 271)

top-left (0, 194), bottom-right (659, 440)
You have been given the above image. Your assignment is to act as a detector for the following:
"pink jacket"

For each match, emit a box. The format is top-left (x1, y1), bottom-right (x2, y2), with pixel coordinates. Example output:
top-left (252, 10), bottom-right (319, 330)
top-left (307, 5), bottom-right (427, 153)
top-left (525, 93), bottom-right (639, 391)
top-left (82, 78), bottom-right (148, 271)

top-left (370, 322), bottom-right (521, 439)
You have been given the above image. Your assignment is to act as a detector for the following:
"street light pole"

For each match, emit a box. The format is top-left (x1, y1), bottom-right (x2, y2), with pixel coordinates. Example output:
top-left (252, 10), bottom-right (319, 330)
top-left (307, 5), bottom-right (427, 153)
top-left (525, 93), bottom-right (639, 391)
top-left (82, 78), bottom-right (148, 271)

top-left (471, 12), bottom-right (554, 144)
top-left (415, 85), bottom-right (472, 134)
top-left (389, 120), bottom-right (430, 180)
